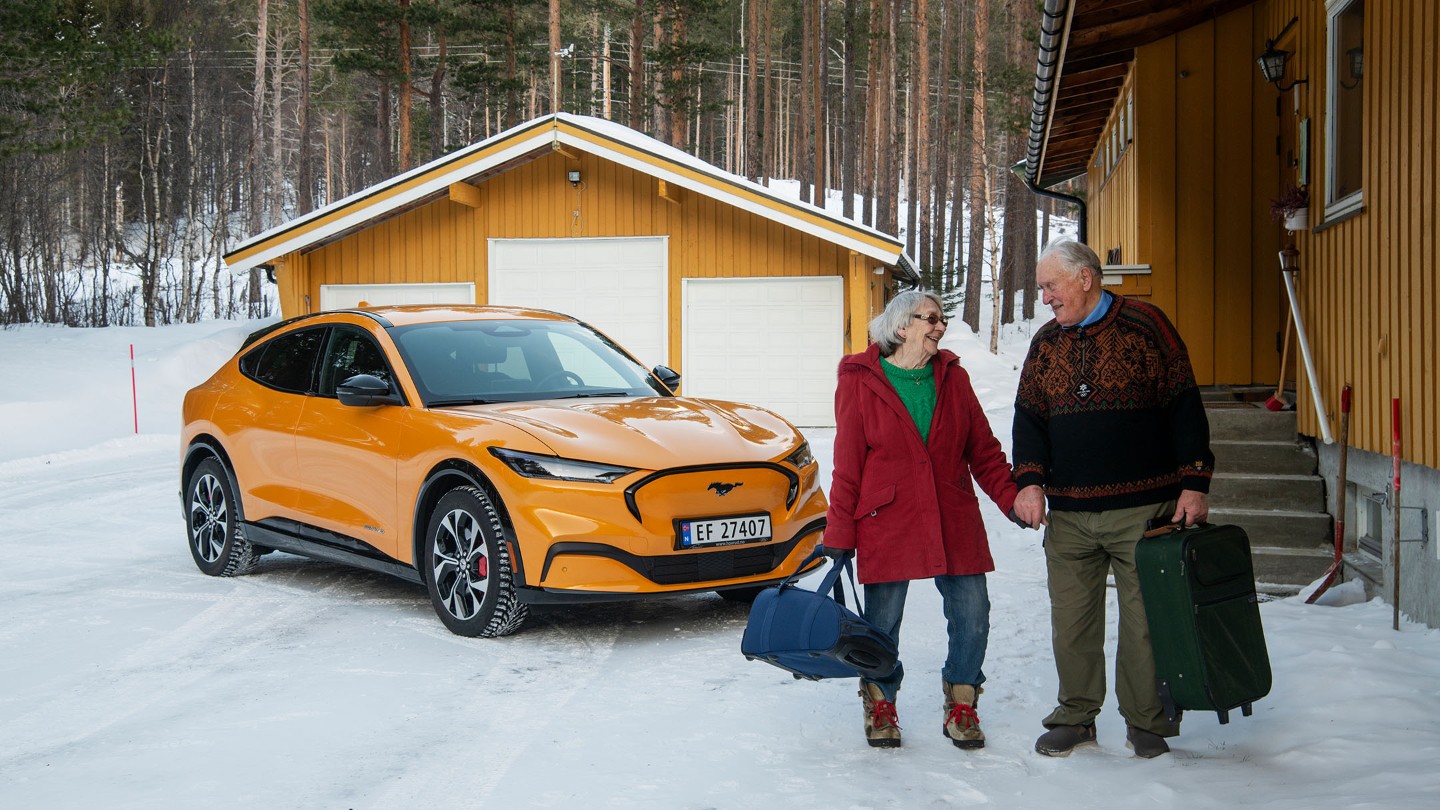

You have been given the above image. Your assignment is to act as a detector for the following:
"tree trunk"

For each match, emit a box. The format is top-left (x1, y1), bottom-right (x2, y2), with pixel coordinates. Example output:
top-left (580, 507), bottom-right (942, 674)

top-left (248, 0), bottom-right (268, 235)
top-left (298, 0), bottom-right (314, 213)
top-left (914, 0), bottom-right (931, 273)
top-left (629, 1), bottom-right (645, 130)
top-left (398, 0), bottom-right (413, 171)
top-left (962, 0), bottom-right (989, 332)
top-left (811, 0), bottom-right (826, 206)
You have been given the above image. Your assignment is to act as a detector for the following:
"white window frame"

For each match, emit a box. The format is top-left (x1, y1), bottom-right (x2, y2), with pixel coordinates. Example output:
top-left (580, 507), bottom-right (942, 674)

top-left (1324, 0), bottom-right (1365, 219)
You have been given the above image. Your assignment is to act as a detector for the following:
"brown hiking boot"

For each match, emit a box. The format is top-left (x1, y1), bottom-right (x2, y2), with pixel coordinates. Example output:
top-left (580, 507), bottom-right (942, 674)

top-left (942, 682), bottom-right (985, 749)
top-left (859, 681), bottom-right (902, 748)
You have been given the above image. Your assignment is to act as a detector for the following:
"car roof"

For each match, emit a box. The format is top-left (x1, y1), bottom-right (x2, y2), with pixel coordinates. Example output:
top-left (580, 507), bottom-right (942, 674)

top-left (241, 305), bottom-right (577, 348)
top-left (354, 305), bottom-right (575, 327)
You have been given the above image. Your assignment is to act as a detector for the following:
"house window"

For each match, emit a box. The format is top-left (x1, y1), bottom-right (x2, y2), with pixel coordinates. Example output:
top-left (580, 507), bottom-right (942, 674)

top-left (1356, 487), bottom-right (1383, 560)
top-left (1325, 0), bottom-right (1365, 217)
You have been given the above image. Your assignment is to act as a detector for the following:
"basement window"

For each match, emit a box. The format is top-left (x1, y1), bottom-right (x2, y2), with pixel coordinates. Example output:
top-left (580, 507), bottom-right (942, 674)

top-left (1324, 0), bottom-right (1365, 219)
top-left (1355, 486), bottom-right (1384, 560)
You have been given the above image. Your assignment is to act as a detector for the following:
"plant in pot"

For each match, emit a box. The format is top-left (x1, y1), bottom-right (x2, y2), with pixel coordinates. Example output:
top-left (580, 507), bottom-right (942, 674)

top-left (1270, 185), bottom-right (1310, 232)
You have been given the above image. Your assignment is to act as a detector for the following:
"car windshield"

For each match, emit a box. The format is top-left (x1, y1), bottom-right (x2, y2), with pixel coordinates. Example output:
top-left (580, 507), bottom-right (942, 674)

top-left (390, 319), bottom-right (670, 406)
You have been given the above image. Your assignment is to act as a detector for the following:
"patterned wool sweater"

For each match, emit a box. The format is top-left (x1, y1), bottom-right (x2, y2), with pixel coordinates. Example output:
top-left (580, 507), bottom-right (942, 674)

top-left (1012, 294), bottom-right (1214, 512)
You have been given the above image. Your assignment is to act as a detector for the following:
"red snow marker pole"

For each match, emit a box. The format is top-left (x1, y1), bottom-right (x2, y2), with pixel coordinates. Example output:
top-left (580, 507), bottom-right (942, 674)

top-left (130, 343), bottom-right (138, 434)
top-left (1391, 397), bottom-right (1401, 631)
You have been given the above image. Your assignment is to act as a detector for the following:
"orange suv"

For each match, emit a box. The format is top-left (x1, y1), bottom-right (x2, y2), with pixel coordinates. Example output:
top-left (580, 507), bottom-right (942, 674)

top-left (180, 306), bottom-right (826, 636)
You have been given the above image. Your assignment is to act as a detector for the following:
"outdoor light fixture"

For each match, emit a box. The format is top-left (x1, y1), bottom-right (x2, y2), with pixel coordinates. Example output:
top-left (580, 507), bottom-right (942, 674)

top-left (1257, 17), bottom-right (1307, 92)
top-left (1341, 46), bottom-right (1364, 89)
top-left (567, 170), bottom-right (581, 186)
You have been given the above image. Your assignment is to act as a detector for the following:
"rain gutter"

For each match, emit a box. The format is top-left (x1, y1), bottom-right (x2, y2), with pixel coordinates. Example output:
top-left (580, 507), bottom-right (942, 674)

top-left (1023, 0), bottom-right (1088, 244)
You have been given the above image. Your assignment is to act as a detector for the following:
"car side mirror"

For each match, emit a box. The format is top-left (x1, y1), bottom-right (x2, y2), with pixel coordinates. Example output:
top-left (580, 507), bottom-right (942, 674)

top-left (651, 364), bottom-right (681, 393)
top-left (336, 374), bottom-right (402, 407)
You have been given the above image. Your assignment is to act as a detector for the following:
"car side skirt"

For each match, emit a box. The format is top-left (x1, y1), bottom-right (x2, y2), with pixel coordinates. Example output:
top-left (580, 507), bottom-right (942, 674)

top-left (243, 519), bottom-right (424, 585)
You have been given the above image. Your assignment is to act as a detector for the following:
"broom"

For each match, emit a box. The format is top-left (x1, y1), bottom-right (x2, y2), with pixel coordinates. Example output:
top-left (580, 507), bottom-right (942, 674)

top-left (1265, 311), bottom-right (1293, 411)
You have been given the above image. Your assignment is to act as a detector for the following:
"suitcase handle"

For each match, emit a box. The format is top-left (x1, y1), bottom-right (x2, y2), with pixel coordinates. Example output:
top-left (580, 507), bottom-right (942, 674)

top-left (1143, 520), bottom-right (1213, 539)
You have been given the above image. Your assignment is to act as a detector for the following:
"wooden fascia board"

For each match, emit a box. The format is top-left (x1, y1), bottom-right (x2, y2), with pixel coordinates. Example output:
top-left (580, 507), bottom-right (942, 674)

top-left (551, 120), bottom-right (902, 264)
top-left (224, 119), bottom-right (555, 272)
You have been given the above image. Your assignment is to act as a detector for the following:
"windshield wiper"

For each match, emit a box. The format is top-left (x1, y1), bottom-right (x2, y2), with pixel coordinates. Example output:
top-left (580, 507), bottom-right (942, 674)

top-left (548, 391), bottom-right (632, 400)
top-left (428, 397), bottom-right (502, 407)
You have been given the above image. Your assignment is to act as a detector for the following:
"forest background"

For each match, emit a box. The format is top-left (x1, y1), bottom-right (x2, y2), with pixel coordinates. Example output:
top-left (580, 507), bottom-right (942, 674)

top-left (0, 0), bottom-right (1068, 333)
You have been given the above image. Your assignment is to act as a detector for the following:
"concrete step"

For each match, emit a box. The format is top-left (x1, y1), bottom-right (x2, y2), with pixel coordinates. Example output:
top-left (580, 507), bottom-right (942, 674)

top-left (1206, 406), bottom-right (1298, 442)
top-left (1213, 439), bottom-right (1317, 475)
top-left (1253, 546), bottom-right (1335, 592)
top-left (1209, 472), bottom-right (1326, 512)
top-left (1210, 507), bottom-right (1332, 551)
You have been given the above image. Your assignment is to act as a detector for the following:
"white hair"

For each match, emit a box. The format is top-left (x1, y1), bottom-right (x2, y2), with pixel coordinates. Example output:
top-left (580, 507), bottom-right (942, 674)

top-left (868, 289), bottom-right (945, 355)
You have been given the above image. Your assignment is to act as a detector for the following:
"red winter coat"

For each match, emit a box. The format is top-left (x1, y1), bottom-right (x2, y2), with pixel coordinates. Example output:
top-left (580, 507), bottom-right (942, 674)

top-left (825, 344), bottom-right (1019, 584)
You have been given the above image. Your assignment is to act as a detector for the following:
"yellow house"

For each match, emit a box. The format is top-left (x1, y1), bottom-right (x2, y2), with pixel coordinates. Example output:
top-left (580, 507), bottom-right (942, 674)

top-left (225, 113), bottom-right (915, 428)
top-left (1027, 0), bottom-right (1439, 625)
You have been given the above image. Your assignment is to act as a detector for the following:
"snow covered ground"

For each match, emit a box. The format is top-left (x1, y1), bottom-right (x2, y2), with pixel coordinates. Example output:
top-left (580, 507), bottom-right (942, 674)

top-left (3, 315), bottom-right (1439, 809)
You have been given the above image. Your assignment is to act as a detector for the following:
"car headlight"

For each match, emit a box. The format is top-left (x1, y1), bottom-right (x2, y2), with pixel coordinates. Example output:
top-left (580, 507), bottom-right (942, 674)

top-left (488, 448), bottom-right (635, 484)
top-left (781, 441), bottom-right (814, 469)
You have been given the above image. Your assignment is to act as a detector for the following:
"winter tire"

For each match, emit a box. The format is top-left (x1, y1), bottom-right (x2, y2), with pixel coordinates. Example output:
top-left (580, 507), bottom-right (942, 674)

top-left (186, 456), bottom-right (259, 577)
top-left (424, 486), bottom-right (528, 637)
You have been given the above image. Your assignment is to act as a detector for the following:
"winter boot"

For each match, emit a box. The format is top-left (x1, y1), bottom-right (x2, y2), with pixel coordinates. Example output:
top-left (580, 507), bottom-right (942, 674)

top-left (859, 681), bottom-right (902, 748)
top-left (1126, 726), bottom-right (1170, 759)
top-left (942, 682), bottom-right (985, 749)
top-left (1035, 723), bottom-right (1098, 757)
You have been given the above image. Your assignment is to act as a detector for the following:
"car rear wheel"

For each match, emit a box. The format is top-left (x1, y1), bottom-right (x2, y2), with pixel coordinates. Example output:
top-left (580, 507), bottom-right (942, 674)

top-left (185, 457), bottom-right (259, 577)
top-left (424, 486), bottom-right (528, 637)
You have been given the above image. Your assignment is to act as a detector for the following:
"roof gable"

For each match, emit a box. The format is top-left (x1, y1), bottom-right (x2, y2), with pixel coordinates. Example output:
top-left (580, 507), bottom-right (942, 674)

top-left (225, 113), bottom-right (905, 273)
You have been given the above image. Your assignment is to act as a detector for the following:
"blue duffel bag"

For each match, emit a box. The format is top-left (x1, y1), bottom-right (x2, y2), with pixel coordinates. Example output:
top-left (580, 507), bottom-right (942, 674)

top-left (741, 548), bottom-right (898, 681)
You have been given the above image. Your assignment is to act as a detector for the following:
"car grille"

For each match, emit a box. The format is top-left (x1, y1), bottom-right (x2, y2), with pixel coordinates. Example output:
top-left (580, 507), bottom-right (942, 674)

top-left (648, 543), bottom-right (783, 584)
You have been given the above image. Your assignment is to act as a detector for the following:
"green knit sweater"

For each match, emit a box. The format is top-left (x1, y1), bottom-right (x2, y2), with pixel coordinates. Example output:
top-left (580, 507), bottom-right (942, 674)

top-left (881, 357), bottom-right (937, 443)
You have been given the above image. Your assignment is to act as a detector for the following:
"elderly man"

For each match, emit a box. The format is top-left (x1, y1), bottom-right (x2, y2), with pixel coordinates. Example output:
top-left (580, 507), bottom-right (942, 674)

top-left (1011, 240), bottom-right (1214, 759)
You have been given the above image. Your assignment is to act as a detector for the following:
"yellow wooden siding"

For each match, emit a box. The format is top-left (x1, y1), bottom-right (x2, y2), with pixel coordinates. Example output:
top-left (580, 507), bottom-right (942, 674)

top-left (1097, 4), bottom-right (1282, 389)
top-left (281, 150), bottom-right (863, 376)
top-left (1257, 0), bottom-right (1438, 469)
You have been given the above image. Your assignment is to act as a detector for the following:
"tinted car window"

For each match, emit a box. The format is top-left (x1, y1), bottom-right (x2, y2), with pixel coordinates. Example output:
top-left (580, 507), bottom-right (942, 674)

top-left (238, 327), bottom-right (326, 394)
top-left (319, 327), bottom-right (394, 397)
top-left (391, 319), bottom-right (667, 406)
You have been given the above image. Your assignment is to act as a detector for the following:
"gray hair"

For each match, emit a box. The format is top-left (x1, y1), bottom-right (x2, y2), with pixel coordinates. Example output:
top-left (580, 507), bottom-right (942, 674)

top-left (868, 289), bottom-right (945, 356)
top-left (1039, 239), bottom-right (1102, 280)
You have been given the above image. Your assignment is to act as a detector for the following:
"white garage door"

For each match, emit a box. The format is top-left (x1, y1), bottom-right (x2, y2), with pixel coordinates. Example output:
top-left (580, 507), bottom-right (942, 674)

top-left (319, 282), bottom-right (475, 311)
top-left (488, 237), bottom-right (668, 368)
top-left (683, 277), bottom-right (844, 427)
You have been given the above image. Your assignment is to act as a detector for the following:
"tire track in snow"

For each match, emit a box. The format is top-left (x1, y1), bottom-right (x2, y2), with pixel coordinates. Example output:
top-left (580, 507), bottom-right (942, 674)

top-left (363, 617), bottom-right (623, 806)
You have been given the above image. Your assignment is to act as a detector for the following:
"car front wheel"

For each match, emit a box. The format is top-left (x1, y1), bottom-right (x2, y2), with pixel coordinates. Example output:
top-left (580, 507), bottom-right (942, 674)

top-left (423, 486), bottom-right (528, 637)
top-left (185, 457), bottom-right (259, 577)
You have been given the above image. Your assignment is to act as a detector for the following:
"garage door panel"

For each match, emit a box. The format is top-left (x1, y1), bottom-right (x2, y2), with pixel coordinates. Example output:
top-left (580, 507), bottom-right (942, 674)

top-left (318, 282), bottom-right (475, 311)
top-left (683, 277), bottom-right (842, 427)
top-left (489, 237), bottom-right (667, 368)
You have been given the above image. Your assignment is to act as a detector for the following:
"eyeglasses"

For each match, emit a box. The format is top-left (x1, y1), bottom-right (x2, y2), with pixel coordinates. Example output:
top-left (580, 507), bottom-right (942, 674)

top-left (911, 313), bottom-right (950, 327)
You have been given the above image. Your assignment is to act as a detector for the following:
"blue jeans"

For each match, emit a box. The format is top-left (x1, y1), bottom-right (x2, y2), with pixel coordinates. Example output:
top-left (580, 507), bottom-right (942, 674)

top-left (860, 574), bottom-right (990, 702)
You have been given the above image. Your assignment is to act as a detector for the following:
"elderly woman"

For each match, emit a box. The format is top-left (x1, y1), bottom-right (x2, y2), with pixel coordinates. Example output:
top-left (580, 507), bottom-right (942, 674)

top-left (823, 290), bottom-right (1020, 749)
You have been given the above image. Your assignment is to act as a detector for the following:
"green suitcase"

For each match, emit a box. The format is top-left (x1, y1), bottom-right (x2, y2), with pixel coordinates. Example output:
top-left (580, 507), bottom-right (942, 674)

top-left (1136, 522), bottom-right (1272, 724)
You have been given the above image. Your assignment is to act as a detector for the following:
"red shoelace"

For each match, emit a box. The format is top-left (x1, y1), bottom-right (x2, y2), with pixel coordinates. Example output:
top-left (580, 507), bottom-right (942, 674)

top-left (946, 703), bottom-right (980, 729)
top-left (870, 699), bottom-right (900, 729)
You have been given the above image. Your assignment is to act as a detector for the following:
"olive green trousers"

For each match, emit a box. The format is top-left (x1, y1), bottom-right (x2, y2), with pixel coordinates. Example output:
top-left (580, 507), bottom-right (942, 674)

top-left (1041, 501), bottom-right (1180, 737)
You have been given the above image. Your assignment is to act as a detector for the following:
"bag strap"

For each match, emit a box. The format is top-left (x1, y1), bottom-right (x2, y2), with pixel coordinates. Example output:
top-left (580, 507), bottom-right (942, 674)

top-left (777, 547), bottom-right (870, 617)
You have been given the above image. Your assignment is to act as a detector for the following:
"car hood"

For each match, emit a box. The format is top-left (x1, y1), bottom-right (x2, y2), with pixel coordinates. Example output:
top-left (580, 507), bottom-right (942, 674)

top-left (450, 397), bottom-right (802, 469)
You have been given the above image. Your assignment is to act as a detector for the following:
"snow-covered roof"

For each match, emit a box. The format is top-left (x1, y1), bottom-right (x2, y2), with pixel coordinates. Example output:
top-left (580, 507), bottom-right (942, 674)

top-left (224, 113), bottom-right (906, 274)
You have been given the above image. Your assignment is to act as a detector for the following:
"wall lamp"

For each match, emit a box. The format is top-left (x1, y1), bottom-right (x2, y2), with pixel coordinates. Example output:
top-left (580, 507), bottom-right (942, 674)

top-left (1340, 46), bottom-right (1364, 89)
top-left (1257, 17), bottom-right (1307, 92)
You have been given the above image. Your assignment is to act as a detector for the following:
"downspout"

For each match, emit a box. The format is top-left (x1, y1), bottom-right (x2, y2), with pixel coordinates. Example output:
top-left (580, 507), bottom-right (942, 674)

top-left (1023, 0), bottom-right (1088, 244)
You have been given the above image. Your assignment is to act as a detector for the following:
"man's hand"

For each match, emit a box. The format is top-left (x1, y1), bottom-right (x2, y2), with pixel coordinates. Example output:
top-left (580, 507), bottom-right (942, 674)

top-left (1012, 485), bottom-right (1048, 529)
top-left (820, 546), bottom-right (854, 561)
top-left (1171, 490), bottom-right (1209, 527)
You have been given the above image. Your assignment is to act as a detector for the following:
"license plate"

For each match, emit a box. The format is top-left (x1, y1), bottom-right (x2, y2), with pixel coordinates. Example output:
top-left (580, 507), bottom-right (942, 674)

top-left (677, 513), bottom-right (772, 549)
